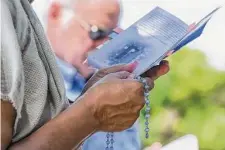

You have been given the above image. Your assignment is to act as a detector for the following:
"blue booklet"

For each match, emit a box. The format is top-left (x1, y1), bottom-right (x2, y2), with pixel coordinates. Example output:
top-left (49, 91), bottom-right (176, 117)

top-left (88, 7), bottom-right (221, 76)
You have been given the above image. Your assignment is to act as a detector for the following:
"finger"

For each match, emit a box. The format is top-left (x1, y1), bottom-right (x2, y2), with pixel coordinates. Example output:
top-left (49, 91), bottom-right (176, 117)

top-left (158, 60), bottom-right (170, 76)
top-left (100, 61), bottom-right (138, 74)
top-left (142, 65), bottom-right (160, 80)
top-left (145, 142), bottom-right (162, 150)
top-left (188, 22), bottom-right (196, 32)
top-left (143, 60), bottom-right (169, 80)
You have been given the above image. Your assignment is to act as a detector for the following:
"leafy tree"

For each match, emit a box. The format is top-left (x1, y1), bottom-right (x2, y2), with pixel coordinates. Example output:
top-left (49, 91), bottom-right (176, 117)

top-left (140, 47), bottom-right (225, 150)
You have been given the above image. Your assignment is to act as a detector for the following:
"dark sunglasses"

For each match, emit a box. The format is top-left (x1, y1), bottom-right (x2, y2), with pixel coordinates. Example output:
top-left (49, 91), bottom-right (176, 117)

top-left (89, 25), bottom-right (112, 40)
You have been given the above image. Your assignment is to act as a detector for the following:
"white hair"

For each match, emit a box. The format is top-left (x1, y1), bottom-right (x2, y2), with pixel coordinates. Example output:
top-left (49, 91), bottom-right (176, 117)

top-left (32, 0), bottom-right (76, 29)
top-left (32, 0), bottom-right (121, 29)
top-left (55, 0), bottom-right (75, 8)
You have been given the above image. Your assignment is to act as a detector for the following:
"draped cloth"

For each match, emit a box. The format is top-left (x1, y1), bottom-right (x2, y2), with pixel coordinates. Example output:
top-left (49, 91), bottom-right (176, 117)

top-left (1, 0), bottom-right (69, 143)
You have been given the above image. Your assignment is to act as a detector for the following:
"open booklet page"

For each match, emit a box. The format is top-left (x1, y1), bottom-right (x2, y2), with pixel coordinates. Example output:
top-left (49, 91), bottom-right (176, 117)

top-left (88, 6), bottom-right (219, 76)
top-left (172, 7), bottom-right (221, 52)
top-left (88, 7), bottom-right (189, 75)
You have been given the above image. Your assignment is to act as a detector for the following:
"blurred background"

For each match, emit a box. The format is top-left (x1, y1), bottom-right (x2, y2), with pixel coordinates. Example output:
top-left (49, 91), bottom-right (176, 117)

top-left (32, 0), bottom-right (225, 150)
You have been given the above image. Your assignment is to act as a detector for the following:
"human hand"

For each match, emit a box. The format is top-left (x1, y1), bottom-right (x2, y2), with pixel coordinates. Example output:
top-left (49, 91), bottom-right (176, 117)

top-left (83, 60), bottom-right (169, 93)
top-left (141, 60), bottom-right (169, 80)
top-left (82, 71), bottom-right (154, 132)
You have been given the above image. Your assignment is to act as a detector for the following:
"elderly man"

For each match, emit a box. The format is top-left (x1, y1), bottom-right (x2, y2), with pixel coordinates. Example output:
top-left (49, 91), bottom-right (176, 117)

top-left (1, 0), bottom-right (169, 150)
top-left (46, 0), bottom-right (120, 77)
top-left (45, 0), bottom-right (141, 149)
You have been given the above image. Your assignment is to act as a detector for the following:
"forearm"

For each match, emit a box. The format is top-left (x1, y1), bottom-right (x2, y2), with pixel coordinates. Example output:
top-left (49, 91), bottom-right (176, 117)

top-left (9, 97), bottom-right (98, 150)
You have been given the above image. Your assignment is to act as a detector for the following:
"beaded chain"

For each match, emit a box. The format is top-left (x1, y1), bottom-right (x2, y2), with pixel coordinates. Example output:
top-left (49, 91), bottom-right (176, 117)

top-left (105, 76), bottom-right (151, 150)
top-left (105, 132), bottom-right (114, 150)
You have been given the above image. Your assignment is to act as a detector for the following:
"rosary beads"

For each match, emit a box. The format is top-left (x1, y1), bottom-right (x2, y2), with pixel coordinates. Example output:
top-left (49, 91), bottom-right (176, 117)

top-left (136, 76), bottom-right (151, 139)
top-left (105, 132), bottom-right (114, 150)
top-left (105, 76), bottom-right (151, 150)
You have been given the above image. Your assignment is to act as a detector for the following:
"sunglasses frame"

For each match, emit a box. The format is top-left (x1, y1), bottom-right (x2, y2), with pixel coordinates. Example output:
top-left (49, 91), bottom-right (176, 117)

top-left (62, 5), bottom-right (112, 40)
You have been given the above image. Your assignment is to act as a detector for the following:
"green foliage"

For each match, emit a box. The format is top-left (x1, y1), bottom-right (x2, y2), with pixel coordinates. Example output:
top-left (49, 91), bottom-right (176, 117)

top-left (140, 47), bottom-right (225, 150)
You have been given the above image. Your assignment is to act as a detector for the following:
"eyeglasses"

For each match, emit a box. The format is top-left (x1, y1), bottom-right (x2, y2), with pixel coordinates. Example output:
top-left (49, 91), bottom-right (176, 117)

top-left (62, 5), bottom-right (113, 40)
top-left (89, 25), bottom-right (112, 40)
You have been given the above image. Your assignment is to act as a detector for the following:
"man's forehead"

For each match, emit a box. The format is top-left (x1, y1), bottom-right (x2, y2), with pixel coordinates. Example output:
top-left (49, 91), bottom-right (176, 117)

top-left (74, 0), bottom-right (120, 13)
top-left (75, 0), bottom-right (120, 27)
top-left (58, 0), bottom-right (120, 29)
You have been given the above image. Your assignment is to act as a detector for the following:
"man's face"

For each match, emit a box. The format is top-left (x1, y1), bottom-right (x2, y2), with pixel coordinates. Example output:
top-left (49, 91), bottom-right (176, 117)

top-left (74, 0), bottom-right (120, 33)
top-left (47, 0), bottom-right (120, 77)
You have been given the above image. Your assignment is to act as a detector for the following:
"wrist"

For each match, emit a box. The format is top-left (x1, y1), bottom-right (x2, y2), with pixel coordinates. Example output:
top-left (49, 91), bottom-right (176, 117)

top-left (74, 95), bottom-right (100, 131)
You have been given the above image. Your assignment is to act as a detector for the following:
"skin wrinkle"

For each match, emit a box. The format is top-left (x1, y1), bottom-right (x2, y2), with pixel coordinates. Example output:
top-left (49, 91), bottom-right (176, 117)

top-left (102, 102), bottom-right (138, 119)
top-left (105, 79), bottom-right (146, 114)
top-left (106, 110), bottom-right (139, 123)
top-left (107, 116), bottom-right (137, 131)
top-left (129, 81), bottom-right (145, 105)
top-left (105, 112), bottom-right (138, 131)
top-left (119, 82), bottom-right (140, 109)
top-left (85, 77), bottom-right (144, 132)
top-left (97, 82), bottom-right (123, 115)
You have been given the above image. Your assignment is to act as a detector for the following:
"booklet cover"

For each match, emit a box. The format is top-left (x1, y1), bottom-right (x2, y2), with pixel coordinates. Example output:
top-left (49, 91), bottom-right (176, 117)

top-left (88, 7), bottom-right (220, 76)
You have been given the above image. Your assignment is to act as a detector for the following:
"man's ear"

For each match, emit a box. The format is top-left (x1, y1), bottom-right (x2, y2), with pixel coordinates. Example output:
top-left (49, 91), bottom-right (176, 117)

top-left (47, 2), bottom-right (62, 26)
top-left (46, 2), bottom-right (63, 50)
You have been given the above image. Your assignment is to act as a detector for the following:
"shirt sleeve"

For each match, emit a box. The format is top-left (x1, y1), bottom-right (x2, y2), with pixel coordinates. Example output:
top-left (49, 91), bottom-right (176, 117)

top-left (1, 0), bottom-right (25, 121)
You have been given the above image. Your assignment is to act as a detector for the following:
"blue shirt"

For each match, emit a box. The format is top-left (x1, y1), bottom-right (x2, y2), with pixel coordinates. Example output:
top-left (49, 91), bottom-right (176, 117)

top-left (57, 58), bottom-right (141, 150)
